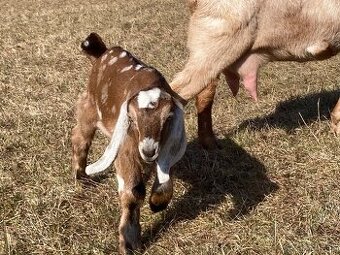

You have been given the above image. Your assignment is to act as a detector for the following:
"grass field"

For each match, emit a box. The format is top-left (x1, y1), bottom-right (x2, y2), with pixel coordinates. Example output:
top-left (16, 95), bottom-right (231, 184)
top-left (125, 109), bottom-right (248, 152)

top-left (1, 0), bottom-right (339, 254)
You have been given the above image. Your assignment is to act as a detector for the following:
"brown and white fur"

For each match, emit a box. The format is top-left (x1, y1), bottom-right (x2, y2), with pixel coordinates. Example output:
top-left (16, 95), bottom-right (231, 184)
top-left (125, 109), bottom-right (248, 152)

top-left (71, 33), bottom-right (186, 254)
top-left (171, 0), bottom-right (340, 148)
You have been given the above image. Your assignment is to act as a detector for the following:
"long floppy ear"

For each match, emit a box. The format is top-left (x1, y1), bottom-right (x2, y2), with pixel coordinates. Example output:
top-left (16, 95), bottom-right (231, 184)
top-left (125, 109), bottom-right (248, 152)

top-left (155, 99), bottom-right (187, 184)
top-left (85, 101), bottom-right (129, 175)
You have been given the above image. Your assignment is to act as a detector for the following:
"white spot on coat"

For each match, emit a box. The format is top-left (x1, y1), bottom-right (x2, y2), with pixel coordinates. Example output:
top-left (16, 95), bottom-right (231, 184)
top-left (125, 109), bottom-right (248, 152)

top-left (119, 51), bottom-right (127, 58)
top-left (145, 67), bottom-right (154, 72)
top-left (101, 83), bottom-right (109, 103)
top-left (112, 105), bottom-right (116, 113)
top-left (137, 88), bottom-right (161, 109)
top-left (116, 175), bottom-right (125, 193)
top-left (135, 64), bottom-right (143, 71)
top-left (101, 53), bottom-right (108, 62)
top-left (120, 65), bottom-right (133, 73)
top-left (96, 105), bottom-right (103, 120)
top-left (108, 57), bottom-right (118, 65)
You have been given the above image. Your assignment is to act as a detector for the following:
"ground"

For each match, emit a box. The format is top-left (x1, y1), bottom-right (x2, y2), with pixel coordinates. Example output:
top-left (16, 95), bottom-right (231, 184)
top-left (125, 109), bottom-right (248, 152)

top-left (0, 0), bottom-right (339, 254)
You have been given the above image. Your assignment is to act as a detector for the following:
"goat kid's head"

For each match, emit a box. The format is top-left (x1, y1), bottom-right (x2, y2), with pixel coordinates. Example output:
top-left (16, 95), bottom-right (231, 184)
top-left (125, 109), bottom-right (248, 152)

top-left (128, 87), bottom-right (174, 163)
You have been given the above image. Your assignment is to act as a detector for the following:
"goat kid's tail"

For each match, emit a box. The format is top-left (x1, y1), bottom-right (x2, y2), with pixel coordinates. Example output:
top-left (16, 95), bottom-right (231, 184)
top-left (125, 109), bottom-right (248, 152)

top-left (81, 33), bottom-right (107, 61)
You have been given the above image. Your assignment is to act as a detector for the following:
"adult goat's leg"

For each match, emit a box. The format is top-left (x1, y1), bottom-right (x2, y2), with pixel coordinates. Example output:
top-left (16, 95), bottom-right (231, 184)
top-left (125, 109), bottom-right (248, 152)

top-left (331, 98), bottom-right (340, 134)
top-left (71, 92), bottom-right (97, 179)
top-left (196, 80), bottom-right (219, 149)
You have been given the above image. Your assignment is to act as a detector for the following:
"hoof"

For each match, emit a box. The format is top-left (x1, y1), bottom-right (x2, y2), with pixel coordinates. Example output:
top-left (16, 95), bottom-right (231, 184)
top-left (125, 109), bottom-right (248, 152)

top-left (149, 201), bottom-right (169, 213)
top-left (149, 181), bottom-right (173, 213)
top-left (76, 169), bottom-right (89, 180)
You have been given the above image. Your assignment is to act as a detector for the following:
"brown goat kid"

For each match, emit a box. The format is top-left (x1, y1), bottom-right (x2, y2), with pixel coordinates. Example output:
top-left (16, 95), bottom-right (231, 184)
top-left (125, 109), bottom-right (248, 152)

top-left (71, 33), bottom-right (186, 254)
top-left (171, 0), bottom-right (340, 148)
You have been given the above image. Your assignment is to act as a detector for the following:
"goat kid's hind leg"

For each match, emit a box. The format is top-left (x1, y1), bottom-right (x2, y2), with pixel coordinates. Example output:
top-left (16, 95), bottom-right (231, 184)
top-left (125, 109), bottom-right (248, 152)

top-left (71, 92), bottom-right (97, 179)
top-left (196, 80), bottom-right (220, 150)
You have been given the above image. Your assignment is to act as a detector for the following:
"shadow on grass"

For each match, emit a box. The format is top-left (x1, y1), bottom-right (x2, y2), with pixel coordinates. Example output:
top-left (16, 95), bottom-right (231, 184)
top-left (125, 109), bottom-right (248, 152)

top-left (236, 90), bottom-right (340, 133)
top-left (142, 138), bottom-right (279, 249)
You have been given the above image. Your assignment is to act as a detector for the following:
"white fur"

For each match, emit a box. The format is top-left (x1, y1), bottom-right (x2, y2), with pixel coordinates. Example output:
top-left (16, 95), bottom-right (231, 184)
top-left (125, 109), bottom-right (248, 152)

top-left (119, 51), bottom-right (127, 58)
top-left (112, 105), bottom-right (116, 113)
top-left (120, 65), bottom-right (133, 73)
top-left (137, 88), bottom-right (161, 109)
top-left (156, 100), bottom-right (186, 184)
top-left (85, 101), bottom-right (129, 175)
top-left (116, 174), bottom-right (125, 193)
top-left (108, 57), bottom-right (118, 65)
top-left (96, 104), bottom-right (103, 120)
top-left (101, 83), bottom-right (109, 103)
top-left (135, 64), bottom-right (143, 71)
top-left (101, 53), bottom-right (108, 62)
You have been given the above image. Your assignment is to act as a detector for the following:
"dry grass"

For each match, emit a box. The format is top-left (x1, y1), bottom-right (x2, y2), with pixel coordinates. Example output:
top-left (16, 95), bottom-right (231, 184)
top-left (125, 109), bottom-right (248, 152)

top-left (1, 0), bottom-right (339, 254)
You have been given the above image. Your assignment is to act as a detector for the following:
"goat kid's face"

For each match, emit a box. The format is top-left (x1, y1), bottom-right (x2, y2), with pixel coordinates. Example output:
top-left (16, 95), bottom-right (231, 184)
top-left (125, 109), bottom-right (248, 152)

top-left (128, 88), bottom-right (174, 163)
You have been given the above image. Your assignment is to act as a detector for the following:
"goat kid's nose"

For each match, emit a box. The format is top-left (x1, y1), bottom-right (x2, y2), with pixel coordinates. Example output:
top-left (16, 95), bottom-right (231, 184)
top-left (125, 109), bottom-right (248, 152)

top-left (142, 148), bottom-right (156, 158)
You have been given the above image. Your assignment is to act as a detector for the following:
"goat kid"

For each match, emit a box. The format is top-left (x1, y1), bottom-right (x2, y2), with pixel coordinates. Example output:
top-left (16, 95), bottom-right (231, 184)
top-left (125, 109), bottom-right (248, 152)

top-left (171, 0), bottom-right (340, 148)
top-left (71, 33), bottom-right (186, 254)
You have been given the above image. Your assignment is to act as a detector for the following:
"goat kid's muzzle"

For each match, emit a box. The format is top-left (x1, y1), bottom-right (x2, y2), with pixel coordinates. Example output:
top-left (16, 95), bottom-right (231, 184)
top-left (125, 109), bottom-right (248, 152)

top-left (138, 137), bottom-right (160, 163)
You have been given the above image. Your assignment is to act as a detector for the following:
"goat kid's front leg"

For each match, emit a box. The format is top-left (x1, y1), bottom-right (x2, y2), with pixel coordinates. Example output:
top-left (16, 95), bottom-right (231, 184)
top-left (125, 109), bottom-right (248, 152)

top-left (196, 80), bottom-right (219, 150)
top-left (149, 174), bottom-right (173, 213)
top-left (116, 160), bottom-right (146, 254)
top-left (71, 92), bottom-right (97, 179)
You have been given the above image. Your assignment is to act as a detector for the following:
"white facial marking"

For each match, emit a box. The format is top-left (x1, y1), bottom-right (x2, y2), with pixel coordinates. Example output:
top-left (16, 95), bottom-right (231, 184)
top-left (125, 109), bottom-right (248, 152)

top-left (116, 175), bottom-right (125, 193)
top-left (120, 65), bottom-right (133, 73)
top-left (135, 64), bottom-right (143, 71)
top-left (108, 57), bottom-right (118, 65)
top-left (137, 88), bottom-right (161, 109)
top-left (119, 51), bottom-right (127, 58)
